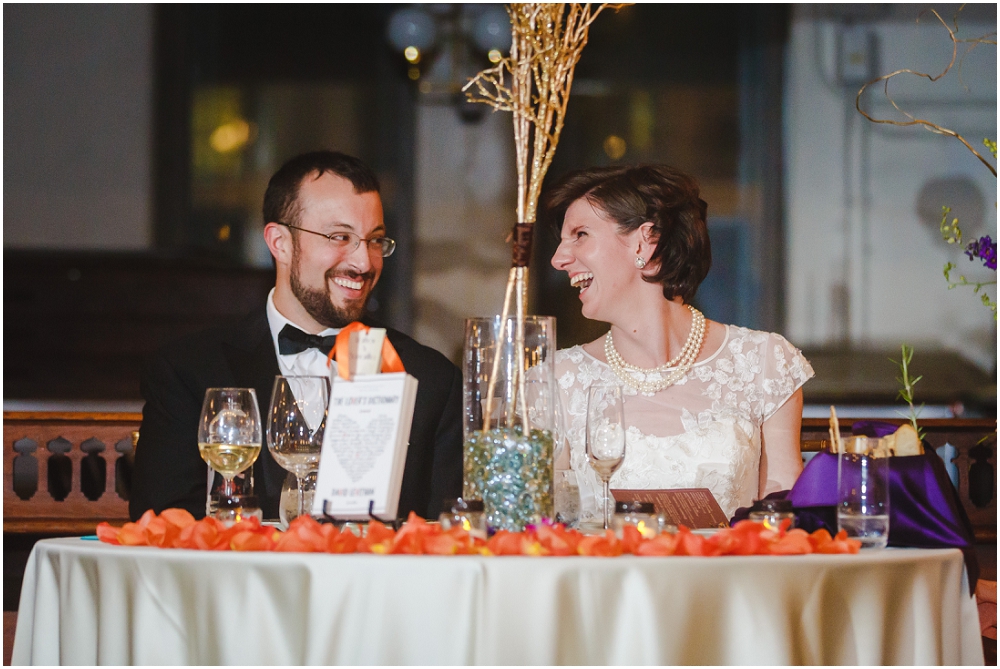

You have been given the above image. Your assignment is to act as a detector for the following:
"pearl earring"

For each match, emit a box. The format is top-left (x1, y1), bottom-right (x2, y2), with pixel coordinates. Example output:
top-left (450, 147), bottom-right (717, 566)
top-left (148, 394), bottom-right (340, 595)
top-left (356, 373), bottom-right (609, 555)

top-left (634, 255), bottom-right (647, 269)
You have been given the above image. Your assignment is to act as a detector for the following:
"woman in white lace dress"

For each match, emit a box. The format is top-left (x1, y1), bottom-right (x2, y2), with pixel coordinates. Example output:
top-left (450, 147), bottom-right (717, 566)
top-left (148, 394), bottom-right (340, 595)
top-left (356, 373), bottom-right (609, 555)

top-left (545, 165), bottom-right (814, 522)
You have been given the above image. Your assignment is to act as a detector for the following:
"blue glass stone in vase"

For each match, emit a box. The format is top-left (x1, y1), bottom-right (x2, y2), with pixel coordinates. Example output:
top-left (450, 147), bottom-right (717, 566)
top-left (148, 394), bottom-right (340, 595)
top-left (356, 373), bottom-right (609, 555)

top-left (463, 316), bottom-right (555, 531)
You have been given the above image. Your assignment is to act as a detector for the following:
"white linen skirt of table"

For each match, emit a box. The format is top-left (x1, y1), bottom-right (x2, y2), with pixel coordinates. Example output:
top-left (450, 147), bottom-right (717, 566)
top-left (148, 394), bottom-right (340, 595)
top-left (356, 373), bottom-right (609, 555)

top-left (11, 537), bottom-right (983, 665)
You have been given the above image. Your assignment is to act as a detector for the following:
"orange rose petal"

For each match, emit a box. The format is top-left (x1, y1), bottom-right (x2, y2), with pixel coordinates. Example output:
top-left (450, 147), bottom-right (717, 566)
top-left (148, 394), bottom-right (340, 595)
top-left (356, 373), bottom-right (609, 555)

top-left (424, 533), bottom-right (460, 555)
top-left (516, 531), bottom-right (551, 556)
top-left (620, 525), bottom-right (644, 554)
top-left (635, 532), bottom-right (679, 556)
top-left (358, 520), bottom-right (396, 553)
top-left (116, 522), bottom-right (149, 546)
top-left (807, 528), bottom-right (833, 551)
top-left (390, 516), bottom-right (435, 554)
top-left (182, 519), bottom-right (225, 550)
top-left (230, 531), bottom-right (274, 551)
top-left (328, 530), bottom-right (361, 554)
top-left (687, 527), bottom-right (723, 556)
top-left (95, 522), bottom-right (121, 545)
top-left (320, 524), bottom-right (360, 554)
top-left (144, 517), bottom-right (168, 547)
top-left (577, 531), bottom-right (623, 557)
top-left (820, 529), bottom-right (862, 554)
top-left (160, 508), bottom-right (197, 530)
top-left (487, 531), bottom-right (524, 556)
top-left (713, 522), bottom-right (767, 556)
top-left (365, 520), bottom-right (396, 544)
top-left (135, 509), bottom-right (157, 529)
top-left (273, 531), bottom-right (319, 552)
top-left (768, 530), bottom-right (813, 555)
top-left (535, 524), bottom-right (576, 556)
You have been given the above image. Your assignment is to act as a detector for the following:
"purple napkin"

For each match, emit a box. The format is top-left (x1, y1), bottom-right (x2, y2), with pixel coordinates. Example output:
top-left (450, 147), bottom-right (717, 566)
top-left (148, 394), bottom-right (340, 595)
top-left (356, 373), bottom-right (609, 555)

top-left (732, 421), bottom-right (978, 586)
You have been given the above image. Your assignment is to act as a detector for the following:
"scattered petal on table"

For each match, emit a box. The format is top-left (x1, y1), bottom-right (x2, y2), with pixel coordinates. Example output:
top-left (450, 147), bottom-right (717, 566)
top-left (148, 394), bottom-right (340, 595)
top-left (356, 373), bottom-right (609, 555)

top-left (769, 529), bottom-right (814, 555)
top-left (577, 531), bottom-right (623, 557)
top-left (95, 508), bottom-right (869, 557)
top-left (535, 523), bottom-right (579, 556)
top-left (95, 522), bottom-right (121, 545)
top-left (359, 520), bottom-right (396, 554)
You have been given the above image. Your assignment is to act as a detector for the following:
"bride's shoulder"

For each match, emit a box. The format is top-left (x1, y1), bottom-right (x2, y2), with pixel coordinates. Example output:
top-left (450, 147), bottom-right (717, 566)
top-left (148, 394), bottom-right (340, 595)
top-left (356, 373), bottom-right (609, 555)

top-left (556, 338), bottom-right (606, 364)
top-left (555, 344), bottom-right (588, 365)
top-left (717, 323), bottom-right (812, 369)
top-left (719, 323), bottom-right (801, 349)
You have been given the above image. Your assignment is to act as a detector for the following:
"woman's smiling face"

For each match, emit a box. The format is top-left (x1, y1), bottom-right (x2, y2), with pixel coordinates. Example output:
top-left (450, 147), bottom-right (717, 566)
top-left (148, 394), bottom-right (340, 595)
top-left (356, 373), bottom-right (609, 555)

top-left (550, 197), bottom-right (641, 321)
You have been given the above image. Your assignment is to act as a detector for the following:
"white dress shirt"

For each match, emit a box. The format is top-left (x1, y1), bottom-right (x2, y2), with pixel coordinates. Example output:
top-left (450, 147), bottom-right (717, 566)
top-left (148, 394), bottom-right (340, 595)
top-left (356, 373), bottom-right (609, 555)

top-left (265, 288), bottom-right (340, 379)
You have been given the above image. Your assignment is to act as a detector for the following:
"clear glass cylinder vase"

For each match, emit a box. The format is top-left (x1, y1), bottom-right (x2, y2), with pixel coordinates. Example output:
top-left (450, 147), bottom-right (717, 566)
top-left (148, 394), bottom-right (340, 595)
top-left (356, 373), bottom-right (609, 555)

top-left (463, 315), bottom-right (556, 531)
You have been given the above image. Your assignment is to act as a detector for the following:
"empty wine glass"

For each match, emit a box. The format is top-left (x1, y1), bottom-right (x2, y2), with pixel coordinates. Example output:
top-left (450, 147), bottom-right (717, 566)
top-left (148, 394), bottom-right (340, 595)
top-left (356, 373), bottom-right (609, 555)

top-left (267, 375), bottom-right (329, 520)
top-left (586, 384), bottom-right (626, 530)
top-left (198, 388), bottom-right (262, 516)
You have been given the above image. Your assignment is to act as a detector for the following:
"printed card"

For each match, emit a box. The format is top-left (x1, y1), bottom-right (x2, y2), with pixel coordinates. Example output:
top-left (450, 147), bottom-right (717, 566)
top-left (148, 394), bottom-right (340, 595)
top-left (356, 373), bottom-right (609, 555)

top-left (610, 488), bottom-right (730, 529)
top-left (313, 372), bottom-right (418, 519)
top-left (350, 328), bottom-right (386, 377)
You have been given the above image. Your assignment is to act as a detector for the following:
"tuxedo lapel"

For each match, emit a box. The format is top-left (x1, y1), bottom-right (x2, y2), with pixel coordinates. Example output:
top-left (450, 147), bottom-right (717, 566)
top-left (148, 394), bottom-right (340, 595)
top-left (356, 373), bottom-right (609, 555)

top-left (221, 309), bottom-right (286, 518)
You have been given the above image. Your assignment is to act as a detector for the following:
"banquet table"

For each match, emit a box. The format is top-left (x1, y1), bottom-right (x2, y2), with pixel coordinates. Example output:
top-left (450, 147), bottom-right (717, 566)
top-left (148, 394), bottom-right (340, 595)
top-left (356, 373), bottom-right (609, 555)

top-left (12, 537), bottom-right (983, 665)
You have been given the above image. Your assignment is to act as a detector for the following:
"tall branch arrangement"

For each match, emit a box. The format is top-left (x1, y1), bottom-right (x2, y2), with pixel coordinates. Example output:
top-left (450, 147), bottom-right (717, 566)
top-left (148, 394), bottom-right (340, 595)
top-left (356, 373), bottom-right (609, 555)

top-left (464, 3), bottom-right (626, 431)
top-left (854, 7), bottom-right (997, 177)
top-left (856, 6), bottom-right (997, 319)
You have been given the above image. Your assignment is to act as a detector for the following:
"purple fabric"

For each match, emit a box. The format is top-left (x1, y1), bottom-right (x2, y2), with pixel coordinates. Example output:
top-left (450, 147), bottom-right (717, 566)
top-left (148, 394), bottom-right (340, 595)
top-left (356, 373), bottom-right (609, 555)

top-left (730, 419), bottom-right (978, 586)
top-left (784, 428), bottom-right (978, 586)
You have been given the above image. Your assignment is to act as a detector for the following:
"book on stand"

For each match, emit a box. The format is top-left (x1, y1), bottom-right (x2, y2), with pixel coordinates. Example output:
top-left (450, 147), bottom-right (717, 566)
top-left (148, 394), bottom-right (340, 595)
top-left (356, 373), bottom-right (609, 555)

top-left (312, 371), bottom-right (418, 520)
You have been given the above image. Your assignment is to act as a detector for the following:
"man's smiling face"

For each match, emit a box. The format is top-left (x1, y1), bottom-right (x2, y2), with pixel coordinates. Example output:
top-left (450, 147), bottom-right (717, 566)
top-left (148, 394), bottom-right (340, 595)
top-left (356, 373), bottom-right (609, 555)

top-left (286, 171), bottom-right (385, 328)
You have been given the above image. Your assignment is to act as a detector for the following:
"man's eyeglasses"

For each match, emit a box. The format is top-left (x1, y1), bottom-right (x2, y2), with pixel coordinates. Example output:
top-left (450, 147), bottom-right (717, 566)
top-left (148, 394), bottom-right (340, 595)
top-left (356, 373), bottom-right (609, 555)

top-left (278, 222), bottom-right (396, 258)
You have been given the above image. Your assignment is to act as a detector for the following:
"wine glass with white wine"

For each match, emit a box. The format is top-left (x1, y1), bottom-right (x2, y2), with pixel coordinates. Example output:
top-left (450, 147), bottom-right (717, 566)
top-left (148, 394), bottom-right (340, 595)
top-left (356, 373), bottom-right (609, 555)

top-left (586, 384), bottom-right (626, 530)
top-left (268, 375), bottom-right (329, 521)
top-left (198, 388), bottom-right (262, 517)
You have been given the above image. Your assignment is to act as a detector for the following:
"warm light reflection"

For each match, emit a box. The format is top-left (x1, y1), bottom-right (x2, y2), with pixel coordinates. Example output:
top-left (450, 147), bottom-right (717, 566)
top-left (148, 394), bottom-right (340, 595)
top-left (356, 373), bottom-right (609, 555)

top-left (217, 224), bottom-right (231, 242)
top-left (487, 49), bottom-right (503, 63)
top-left (408, 67), bottom-right (421, 81)
top-left (603, 135), bottom-right (627, 160)
top-left (209, 119), bottom-right (252, 153)
top-left (404, 46), bottom-right (421, 64)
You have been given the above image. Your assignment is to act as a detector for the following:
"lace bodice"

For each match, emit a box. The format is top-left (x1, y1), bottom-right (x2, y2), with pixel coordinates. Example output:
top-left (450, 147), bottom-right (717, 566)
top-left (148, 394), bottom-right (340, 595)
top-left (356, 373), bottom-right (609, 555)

top-left (555, 325), bottom-right (814, 521)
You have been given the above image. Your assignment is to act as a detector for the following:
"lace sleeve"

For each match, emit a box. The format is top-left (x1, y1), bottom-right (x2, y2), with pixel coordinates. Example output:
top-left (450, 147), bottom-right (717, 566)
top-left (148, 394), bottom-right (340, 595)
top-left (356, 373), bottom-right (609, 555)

top-left (759, 333), bottom-right (814, 421)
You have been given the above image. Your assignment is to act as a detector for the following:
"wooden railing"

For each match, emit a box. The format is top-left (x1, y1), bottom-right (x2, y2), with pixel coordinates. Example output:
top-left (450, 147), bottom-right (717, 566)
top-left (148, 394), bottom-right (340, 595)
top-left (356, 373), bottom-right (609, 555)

top-left (3, 412), bottom-right (996, 541)
top-left (3, 412), bottom-right (141, 534)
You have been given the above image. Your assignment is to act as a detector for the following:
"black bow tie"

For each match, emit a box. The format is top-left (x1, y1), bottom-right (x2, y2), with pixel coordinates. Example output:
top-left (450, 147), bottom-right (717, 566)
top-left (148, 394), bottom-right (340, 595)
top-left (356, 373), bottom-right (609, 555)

top-left (277, 324), bottom-right (339, 356)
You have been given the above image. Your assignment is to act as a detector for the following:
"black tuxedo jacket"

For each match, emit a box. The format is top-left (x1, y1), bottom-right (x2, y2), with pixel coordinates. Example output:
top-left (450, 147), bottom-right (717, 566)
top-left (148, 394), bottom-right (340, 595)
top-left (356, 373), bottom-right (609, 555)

top-left (130, 308), bottom-right (463, 521)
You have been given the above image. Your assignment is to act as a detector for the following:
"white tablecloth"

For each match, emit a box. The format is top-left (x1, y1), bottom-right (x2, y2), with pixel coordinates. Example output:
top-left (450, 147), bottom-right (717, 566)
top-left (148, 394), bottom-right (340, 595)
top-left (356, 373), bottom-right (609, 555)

top-left (12, 537), bottom-right (983, 665)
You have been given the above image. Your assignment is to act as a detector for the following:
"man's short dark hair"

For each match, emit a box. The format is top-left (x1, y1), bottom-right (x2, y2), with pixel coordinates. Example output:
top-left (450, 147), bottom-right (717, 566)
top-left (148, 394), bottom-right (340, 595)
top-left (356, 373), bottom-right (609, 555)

top-left (543, 164), bottom-right (711, 302)
top-left (263, 151), bottom-right (381, 227)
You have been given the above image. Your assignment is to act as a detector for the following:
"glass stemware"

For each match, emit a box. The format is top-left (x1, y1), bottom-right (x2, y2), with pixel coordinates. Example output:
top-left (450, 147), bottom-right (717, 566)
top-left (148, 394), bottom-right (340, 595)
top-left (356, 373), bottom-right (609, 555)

top-left (198, 388), bottom-right (262, 514)
top-left (586, 384), bottom-right (626, 530)
top-left (267, 375), bottom-right (330, 520)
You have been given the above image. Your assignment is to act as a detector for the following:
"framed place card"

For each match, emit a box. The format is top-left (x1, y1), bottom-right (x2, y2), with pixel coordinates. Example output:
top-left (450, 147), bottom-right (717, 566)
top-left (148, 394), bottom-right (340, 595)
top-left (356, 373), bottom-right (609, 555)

top-left (610, 488), bottom-right (730, 529)
top-left (312, 372), bottom-right (418, 519)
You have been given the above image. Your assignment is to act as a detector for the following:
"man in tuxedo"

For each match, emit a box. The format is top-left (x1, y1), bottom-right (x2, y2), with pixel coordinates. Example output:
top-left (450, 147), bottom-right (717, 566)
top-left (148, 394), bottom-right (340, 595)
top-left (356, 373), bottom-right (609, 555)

top-left (130, 151), bottom-right (463, 521)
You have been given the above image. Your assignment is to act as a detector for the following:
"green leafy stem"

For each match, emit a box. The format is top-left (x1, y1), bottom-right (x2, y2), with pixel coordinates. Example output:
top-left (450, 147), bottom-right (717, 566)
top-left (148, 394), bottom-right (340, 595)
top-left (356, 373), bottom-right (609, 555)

top-left (891, 344), bottom-right (925, 439)
top-left (940, 199), bottom-right (997, 320)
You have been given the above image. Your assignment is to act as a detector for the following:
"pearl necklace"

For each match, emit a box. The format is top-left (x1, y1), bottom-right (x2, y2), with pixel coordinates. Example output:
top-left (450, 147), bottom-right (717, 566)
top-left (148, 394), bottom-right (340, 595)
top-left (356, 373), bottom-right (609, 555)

top-left (604, 305), bottom-right (706, 396)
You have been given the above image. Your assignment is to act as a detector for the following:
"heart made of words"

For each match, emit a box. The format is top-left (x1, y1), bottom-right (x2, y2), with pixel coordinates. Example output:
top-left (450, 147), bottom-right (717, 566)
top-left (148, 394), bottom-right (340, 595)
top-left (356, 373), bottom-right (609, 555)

top-left (327, 414), bottom-right (395, 482)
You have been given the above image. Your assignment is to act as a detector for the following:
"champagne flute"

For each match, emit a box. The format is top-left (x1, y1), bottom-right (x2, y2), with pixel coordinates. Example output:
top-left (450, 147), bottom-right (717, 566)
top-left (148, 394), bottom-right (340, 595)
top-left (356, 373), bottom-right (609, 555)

top-left (586, 384), bottom-right (626, 530)
top-left (198, 388), bottom-right (262, 513)
top-left (267, 375), bottom-right (329, 520)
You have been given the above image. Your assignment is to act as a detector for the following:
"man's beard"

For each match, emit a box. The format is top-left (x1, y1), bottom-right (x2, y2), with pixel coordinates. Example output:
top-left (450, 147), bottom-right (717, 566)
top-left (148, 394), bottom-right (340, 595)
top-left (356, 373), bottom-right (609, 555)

top-left (289, 244), bottom-right (374, 329)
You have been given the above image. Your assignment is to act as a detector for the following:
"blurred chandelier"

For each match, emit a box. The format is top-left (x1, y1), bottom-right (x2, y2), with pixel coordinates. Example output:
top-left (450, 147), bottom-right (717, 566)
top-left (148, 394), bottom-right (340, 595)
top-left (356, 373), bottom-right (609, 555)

top-left (386, 4), bottom-right (512, 122)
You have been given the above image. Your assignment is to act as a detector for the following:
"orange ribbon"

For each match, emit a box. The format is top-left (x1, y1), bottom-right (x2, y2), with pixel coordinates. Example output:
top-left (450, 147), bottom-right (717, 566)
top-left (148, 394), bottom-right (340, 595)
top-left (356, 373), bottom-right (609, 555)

top-left (325, 322), bottom-right (405, 380)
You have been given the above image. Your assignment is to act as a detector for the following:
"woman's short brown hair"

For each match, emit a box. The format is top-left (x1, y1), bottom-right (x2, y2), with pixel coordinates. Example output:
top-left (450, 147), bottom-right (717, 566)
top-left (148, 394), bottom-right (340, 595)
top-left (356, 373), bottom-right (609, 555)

top-left (544, 164), bottom-right (711, 302)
